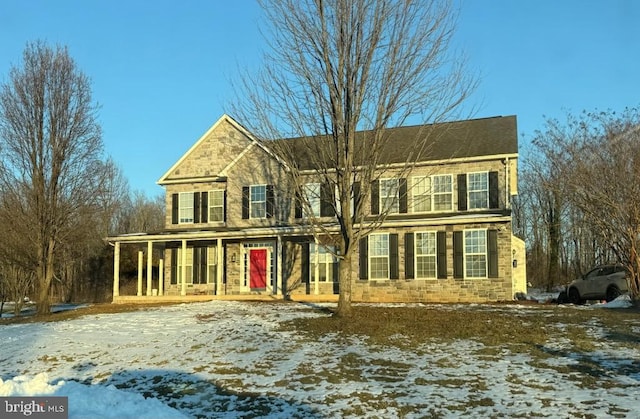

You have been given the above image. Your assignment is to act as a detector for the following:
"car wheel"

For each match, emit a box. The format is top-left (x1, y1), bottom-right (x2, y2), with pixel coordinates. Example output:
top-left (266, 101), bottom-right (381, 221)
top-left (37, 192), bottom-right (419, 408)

top-left (568, 288), bottom-right (584, 305)
top-left (556, 290), bottom-right (568, 304)
top-left (605, 286), bottom-right (621, 302)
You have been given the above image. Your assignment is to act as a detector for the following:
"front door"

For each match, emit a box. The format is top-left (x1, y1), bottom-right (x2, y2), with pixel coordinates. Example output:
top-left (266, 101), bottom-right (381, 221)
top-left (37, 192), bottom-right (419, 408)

top-left (249, 249), bottom-right (267, 289)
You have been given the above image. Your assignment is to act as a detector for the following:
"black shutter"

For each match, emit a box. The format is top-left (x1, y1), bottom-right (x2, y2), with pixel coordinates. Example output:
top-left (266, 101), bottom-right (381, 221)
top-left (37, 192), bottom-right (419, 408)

top-left (390, 233), bottom-right (399, 279)
top-left (457, 174), bottom-right (467, 211)
top-left (405, 233), bottom-right (414, 279)
top-left (223, 190), bottom-right (227, 222)
top-left (242, 186), bottom-right (250, 219)
top-left (301, 243), bottom-right (310, 283)
top-left (353, 181), bottom-right (361, 221)
top-left (171, 248), bottom-right (177, 284)
top-left (320, 183), bottom-right (333, 217)
top-left (193, 246), bottom-right (200, 283)
top-left (437, 231), bottom-right (447, 279)
top-left (193, 192), bottom-right (201, 223)
top-left (266, 185), bottom-right (275, 218)
top-left (359, 237), bottom-right (368, 279)
top-left (453, 231), bottom-right (464, 278)
top-left (201, 191), bottom-right (208, 223)
top-left (489, 171), bottom-right (499, 209)
top-left (488, 230), bottom-right (498, 278)
top-left (201, 247), bottom-right (208, 284)
top-left (295, 192), bottom-right (303, 218)
top-left (172, 194), bottom-right (178, 224)
top-left (371, 180), bottom-right (379, 215)
top-left (399, 178), bottom-right (408, 214)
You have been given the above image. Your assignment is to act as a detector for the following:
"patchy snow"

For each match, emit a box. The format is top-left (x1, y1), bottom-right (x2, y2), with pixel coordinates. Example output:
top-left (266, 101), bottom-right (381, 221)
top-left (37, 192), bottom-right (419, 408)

top-left (0, 300), bottom-right (639, 418)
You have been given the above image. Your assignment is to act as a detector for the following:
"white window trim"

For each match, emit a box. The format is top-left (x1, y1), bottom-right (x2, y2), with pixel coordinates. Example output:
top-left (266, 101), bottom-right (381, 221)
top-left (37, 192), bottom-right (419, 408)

top-left (368, 233), bottom-right (390, 280)
top-left (176, 247), bottom-right (193, 284)
top-left (310, 243), bottom-right (337, 282)
top-left (467, 171), bottom-right (489, 210)
top-left (411, 174), bottom-right (453, 213)
top-left (208, 189), bottom-right (225, 222)
top-left (464, 229), bottom-right (488, 279)
top-left (380, 178), bottom-right (399, 214)
top-left (304, 182), bottom-right (321, 218)
top-left (414, 231), bottom-right (437, 279)
top-left (250, 184), bottom-right (267, 219)
top-left (179, 192), bottom-right (194, 224)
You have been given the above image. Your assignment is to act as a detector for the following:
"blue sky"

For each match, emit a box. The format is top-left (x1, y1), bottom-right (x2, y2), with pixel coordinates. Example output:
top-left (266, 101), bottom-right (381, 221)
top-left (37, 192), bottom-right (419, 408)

top-left (1, 0), bottom-right (638, 197)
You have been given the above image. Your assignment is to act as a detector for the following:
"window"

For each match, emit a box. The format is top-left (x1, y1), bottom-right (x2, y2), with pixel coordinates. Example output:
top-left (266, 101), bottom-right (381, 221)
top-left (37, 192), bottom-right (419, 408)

top-left (412, 175), bottom-right (452, 213)
top-left (412, 176), bottom-right (431, 212)
top-left (310, 243), bottom-right (337, 282)
top-left (432, 175), bottom-right (453, 211)
top-left (176, 247), bottom-right (193, 284)
top-left (209, 190), bottom-right (225, 222)
top-left (179, 192), bottom-right (194, 223)
top-left (415, 232), bottom-right (437, 278)
top-left (250, 185), bottom-right (266, 218)
top-left (304, 183), bottom-right (321, 217)
top-left (380, 178), bottom-right (399, 214)
top-left (468, 172), bottom-right (489, 209)
top-left (465, 229), bottom-right (487, 278)
top-left (369, 234), bottom-right (389, 279)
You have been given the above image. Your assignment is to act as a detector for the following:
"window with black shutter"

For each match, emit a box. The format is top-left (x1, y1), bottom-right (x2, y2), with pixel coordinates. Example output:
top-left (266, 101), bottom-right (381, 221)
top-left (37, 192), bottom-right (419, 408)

top-left (457, 174), bottom-right (467, 211)
top-left (453, 231), bottom-right (464, 278)
top-left (371, 180), bottom-right (379, 215)
top-left (489, 171), bottom-right (499, 209)
top-left (437, 231), bottom-right (447, 279)
top-left (359, 237), bottom-right (368, 279)
top-left (171, 194), bottom-right (178, 224)
top-left (404, 233), bottom-right (414, 280)
top-left (389, 233), bottom-right (399, 279)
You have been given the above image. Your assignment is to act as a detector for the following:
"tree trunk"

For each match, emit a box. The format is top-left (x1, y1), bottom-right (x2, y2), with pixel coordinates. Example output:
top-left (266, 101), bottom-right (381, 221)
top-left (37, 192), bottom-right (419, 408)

top-left (335, 250), bottom-right (353, 318)
top-left (36, 238), bottom-right (56, 315)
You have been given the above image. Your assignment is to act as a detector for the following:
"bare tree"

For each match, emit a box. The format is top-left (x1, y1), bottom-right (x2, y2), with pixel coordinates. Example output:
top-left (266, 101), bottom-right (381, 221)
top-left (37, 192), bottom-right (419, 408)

top-left (0, 42), bottom-right (103, 314)
top-left (535, 109), bottom-right (640, 302)
top-left (233, 0), bottom-right (474, 316)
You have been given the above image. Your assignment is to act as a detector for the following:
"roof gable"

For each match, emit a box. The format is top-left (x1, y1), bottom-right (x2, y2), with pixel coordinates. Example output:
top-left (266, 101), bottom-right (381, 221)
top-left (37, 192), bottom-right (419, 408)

top-left (158, 114), bottom-right (272, 185)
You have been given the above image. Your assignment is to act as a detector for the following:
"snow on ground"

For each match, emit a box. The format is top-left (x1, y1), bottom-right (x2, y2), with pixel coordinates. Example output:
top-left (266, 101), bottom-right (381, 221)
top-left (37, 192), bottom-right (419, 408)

top-left (1, 299), bottom-right (639, 418)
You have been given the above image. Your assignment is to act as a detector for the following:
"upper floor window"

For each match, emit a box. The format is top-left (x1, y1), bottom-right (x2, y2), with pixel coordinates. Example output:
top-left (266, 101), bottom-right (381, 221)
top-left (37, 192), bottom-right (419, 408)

top-left (380, 178), bottom-right (399, 214)
top-left (250, 185), bottom-right (266, 218)
top-left (468, 172), bottom-right (489, 209)
top-left (304, 182), bottom-right (321, 217)
top-left (179, 192), bottom-right (194, 223)
top-left (209, 190), bottom-right (225, 222)
top-left (412, 175), bottom-right (452, 213)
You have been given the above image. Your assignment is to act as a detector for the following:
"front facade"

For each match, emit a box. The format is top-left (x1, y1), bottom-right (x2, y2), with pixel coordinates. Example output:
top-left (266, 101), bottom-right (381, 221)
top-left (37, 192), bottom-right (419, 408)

top-left (109, 114), bottom-right (524, 303)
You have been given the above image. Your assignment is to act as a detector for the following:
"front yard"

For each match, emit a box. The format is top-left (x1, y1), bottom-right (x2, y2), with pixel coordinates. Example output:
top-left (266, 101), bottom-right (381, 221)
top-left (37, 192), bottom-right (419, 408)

top-left (1, 300), bottom-right (639, 418)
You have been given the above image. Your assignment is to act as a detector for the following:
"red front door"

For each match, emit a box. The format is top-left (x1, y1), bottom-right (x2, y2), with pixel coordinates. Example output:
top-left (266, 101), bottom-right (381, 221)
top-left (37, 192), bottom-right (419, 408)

top-left (249, 249), bottom-right (267, 289)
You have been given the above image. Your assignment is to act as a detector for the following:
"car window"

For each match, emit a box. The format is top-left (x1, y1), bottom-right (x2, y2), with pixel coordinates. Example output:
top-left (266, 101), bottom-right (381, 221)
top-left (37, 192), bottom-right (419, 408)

top-left (585, 268), bottom-right (602, 279)
top-left (602, 266), bottom-right (614, 275)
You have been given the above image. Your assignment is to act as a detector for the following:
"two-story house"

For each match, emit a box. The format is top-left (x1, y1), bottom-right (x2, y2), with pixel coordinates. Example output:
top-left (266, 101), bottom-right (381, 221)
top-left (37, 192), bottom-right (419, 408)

top-left (108, 114), bottom-right (526, 303)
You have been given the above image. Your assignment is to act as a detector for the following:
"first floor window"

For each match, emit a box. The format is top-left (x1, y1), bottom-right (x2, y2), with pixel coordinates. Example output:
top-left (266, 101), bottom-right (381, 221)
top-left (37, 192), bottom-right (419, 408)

top-left (465, 229), bottom-right (487, 278)
top-left (179, 192), bottom-right (194, 223)
top-left (310, 243), bottom-right (337, 282)
top-left (176, 247), bottom-right (193, 283)
top-left (209, 190), bottom-right (225, 222)
top-left (369, 234), bottom-right (389, 279)
top-left (250, 185), bottom-right (266, 218)
top-left (415, 232), bottom-right (437, 278)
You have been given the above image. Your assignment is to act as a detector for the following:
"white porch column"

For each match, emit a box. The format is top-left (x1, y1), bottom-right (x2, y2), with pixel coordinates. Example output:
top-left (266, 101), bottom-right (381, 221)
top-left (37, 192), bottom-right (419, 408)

top-left (276, 236), bottom-right (283, 295)
top-left (181, 239), bottom-right (187, 296)
top-left (313, 240), bottom-right (319, 295)
top-left (216, 238), bottom-right (223, 295)
top-left (113, 242), bottom-right (120, 298)
top-left (158, 258), bottom-right (164, 296)
top-left (137, 250), bottom-right (143, 296)
top-left (146, 241), bottom-right (153, 296)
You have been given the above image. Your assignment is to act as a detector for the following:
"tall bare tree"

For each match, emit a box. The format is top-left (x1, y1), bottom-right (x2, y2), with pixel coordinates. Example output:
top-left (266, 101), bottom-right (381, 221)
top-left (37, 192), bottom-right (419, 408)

top-left (534, 109), bottom-right (640, 302)
top-left (0, 42), bottom-right (103, 314)
top-left (232, 0), bottom-right (474, 316)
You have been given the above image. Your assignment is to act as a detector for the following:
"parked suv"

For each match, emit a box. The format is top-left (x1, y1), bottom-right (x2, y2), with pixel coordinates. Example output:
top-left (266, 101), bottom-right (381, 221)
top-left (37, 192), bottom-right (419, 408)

top-left (563, 264), bottom-right (629, 304)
